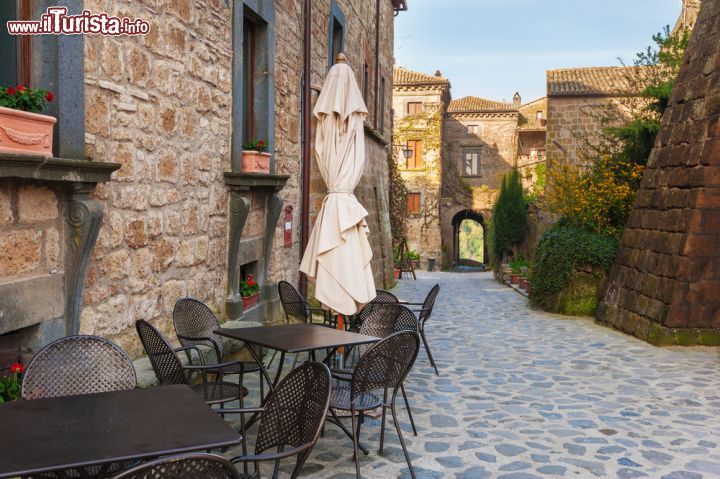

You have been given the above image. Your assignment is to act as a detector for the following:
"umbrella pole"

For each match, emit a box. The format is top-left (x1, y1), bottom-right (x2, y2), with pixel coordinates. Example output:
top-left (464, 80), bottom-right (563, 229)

top-left (300, 0), bottom-right (312, 296)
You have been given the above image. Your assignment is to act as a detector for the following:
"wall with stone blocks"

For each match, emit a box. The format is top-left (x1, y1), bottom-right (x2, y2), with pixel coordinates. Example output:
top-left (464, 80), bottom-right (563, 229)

top-left (545, 96), bottom-right (610, 166)
top-left (597, 0), bottom-right (720, 345)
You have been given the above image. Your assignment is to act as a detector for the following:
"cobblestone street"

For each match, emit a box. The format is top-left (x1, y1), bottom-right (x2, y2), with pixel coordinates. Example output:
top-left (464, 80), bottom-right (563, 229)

top-left (289, 271), bottom-right (720, 479)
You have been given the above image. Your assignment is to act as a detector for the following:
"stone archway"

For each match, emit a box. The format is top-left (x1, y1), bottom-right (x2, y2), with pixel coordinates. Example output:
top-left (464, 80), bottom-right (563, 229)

top-left (451, 210), bottom-right (487, 267)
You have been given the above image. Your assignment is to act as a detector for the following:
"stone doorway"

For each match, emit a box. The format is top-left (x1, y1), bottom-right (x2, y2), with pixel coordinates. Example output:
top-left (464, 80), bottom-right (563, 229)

top-left (451, 210), bottom-right (486, 267)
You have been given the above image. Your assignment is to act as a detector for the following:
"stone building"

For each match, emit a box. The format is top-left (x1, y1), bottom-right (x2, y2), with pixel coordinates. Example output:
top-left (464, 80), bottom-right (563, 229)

top-left (597, 0), bottom-right (720, 345)
top-left (545, 66), bottom-right (642, 167)
top-left (0, 0), bottom-right (404, 361)
top-left (674, 0), bottom-right (703, 33)
top-left (441, 96), bottom-right (519, 267)
top-left (391, 67), bottom-right (450, 269)
top-left (516, 97), bottom-right (547, 190)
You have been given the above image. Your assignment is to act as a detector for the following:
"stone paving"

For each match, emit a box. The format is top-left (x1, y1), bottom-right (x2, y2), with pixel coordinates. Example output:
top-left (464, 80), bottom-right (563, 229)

top-left (226, 271), bottom-right (720, 478)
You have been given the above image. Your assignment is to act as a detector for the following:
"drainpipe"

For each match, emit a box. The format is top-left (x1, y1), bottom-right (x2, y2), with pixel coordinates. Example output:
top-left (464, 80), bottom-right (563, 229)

top-left (373, 0), bottom-right (381, 126)
top-left (300, 0), bottom-right (312, 295)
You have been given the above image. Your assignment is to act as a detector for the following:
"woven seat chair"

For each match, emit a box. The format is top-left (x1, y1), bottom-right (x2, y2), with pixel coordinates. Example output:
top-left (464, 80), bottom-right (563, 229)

top-left (220, 362), bottom-right (331, 479)
top-left (333, 303), bottom-right (419, 436)
top-left (135, 320), bottom-right (246, 407)
top-left (277, 280), bottom-right (328, 325)
top-left (347, 289), bottom-right (400, 333)
top-left (173, 298), bottom-right (264, 401)
top-left (326, 331), bottom-right (421, 479)
top-left (111, 453), bottom-right (239, 479)
top-left (406, 284), bottom-right (441, 375)
top-left (22, 335), bottom-right (138, 479)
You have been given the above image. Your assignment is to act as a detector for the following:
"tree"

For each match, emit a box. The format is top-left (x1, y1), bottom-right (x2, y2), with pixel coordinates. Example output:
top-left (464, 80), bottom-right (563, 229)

top-left (490, 168), bottom-right (527, 263)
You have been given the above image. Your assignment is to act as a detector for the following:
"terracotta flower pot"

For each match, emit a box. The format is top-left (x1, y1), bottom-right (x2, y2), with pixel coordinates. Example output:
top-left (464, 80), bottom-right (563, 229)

top-left (242, 293), bottom-right (259, 309)
top-left (511, 273), bottom-right (520, 285)
top-left (519, 277), bottom-right (527, 289)
top-left (0, 106), bottom-right (56, 157)
top-left (393, 268), bottom-right (401, 280)
top-left (241, 151), bottom-right (270, 173)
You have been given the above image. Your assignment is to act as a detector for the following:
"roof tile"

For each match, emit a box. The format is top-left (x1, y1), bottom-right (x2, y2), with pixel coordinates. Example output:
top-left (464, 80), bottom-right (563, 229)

top-left (547, 66), bottom-right (649, 96)
top-left (393, 66), bottom-right (449, 86)
top-left (448, 96), bottom-right (516, 113)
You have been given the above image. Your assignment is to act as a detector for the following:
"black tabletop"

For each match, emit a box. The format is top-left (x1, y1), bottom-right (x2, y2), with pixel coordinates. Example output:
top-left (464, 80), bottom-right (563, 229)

top-left (215, 323), bottom-right (380, 353)
top-left (0, 385), bottom-right (242, 478)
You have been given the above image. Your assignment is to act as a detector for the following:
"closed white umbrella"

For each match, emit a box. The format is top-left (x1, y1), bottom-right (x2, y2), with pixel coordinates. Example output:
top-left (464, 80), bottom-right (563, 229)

top-left (299, 56), bottom-right (376, 315)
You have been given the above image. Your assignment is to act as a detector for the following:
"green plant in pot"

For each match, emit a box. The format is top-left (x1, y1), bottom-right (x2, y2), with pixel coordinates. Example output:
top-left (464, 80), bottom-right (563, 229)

top-left (240, 274), bottom-right (260, 309)
top-left (0, 85), bottom-right (56, 157)
top-left (0, 362), bottom-right (24, 403)
top-left (241, 139), bottom-right (270, 173)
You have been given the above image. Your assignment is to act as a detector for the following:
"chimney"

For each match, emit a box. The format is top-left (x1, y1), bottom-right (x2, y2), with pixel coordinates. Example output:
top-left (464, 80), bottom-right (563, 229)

top-left (435, 70), bottom-right (442, 77)
top-left (513, 92), bottom-right (521, 108)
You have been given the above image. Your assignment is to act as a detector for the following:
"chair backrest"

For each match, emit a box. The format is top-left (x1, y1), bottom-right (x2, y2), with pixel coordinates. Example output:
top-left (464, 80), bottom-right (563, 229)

top-left (111, 453), bottom-right (239, 479)
top-left (374, 289), bottom-right (399, 303)
top-left (22, 335), bottom-right (136, 400)
top-left (255, 362), bottom-right (331, 475)
top-left (351, 331), bottom-right (420, 400)
top-left (356, 303), bottom-right (418, 356)
top-left (135, 320), bottom-right (187, 386)
top-left (419, 284), bottom-right (441, 325)
top-left (173, 297), bottom-right (224, 360)
top-left (278, 280), bottom-right (309, 323)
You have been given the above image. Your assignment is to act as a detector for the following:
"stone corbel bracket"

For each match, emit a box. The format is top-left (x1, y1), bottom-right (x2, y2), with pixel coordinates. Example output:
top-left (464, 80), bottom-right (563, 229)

top-left (224, 172), bottom-right (289, 321)
top-left (0, 154), bottom-right (120, 336)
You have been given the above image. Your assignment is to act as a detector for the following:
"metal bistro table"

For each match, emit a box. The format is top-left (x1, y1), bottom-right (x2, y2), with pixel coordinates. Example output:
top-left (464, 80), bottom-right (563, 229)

top-left (0, 385), bottom-right (242, 479)
top-left (215, 323), bottom-right (380, 396)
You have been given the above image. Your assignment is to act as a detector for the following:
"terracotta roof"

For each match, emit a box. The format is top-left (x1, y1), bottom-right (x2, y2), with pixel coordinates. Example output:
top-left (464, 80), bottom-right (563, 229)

top-left (547, 66), bottom-right (649, 97)
top-left (518, 97), bottom-right (547, 131)
top-left (448, 96), bottom-right (517, 113)
top-left (393, 67), bottom-right (449, 87)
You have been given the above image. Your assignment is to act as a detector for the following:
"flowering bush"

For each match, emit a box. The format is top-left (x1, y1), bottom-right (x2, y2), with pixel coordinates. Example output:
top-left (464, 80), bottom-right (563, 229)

top-left (242, 139), bottom-right (268, 153)
top-left (0, 85), bottom-right (54, 113)
top-left (0, 363), bottom-right (24, 403)
top-left (240, 274), bottom-right (259, 298)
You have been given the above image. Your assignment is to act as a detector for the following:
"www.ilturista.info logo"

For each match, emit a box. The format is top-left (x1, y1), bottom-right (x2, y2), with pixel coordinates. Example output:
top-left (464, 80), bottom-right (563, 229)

top-left (6, 7), bottom-right (150, 36)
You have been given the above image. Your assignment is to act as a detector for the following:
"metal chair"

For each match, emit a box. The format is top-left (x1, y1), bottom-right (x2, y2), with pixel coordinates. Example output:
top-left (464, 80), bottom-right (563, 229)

top-left (173, 298), bottom-right (264, 401)
top-left (333, 303), bottom-right (419, 436)
top-left (347, 290), bottom-right (399, 333)
top-left (221, 362), bottom-right (331, 479)
top-left (408, 284), bottom-right (441, 375)
top-left (278, 280), bottom-right (328, 324)
top-left (326, 331), bottom-right (421, 479)
top-left (135, 320), bottom-right (246, 407)
top-left (111, 453), bottom-right (239, 479)
top-left (22, 335), bottom-right (138, 478)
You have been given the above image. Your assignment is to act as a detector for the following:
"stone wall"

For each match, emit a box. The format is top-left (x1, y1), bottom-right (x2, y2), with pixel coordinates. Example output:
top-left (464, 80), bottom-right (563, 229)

top-left (597, 0), bottom-right (720, 345)
top-left (0, 182), bottom-right (65, 350)
top-left (545, 96), bottom-right (609, 166)
top-left (392, 90), bottom-right (446, 269)
top-left (441, 112), bottom-right (518, 266)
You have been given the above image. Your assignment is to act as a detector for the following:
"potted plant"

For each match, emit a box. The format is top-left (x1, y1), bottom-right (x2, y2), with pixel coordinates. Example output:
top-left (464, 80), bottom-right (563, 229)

top-left (0, 85), bottom-right (56, 157)
top-left (0, 362), bottom-right (24, 403)
top-left (240, 274), bottom-right (260, 309)
top-left (392, 247), bottom-right (401, 279)
top-left (241, 139), bottom-right (270, 173)
top-left (405, 250), bottom-right (420, 269)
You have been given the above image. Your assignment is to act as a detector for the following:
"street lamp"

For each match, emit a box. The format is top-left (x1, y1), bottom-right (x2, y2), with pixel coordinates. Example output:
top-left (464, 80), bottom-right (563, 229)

top-left (395, 142), bottom-right (413, 159)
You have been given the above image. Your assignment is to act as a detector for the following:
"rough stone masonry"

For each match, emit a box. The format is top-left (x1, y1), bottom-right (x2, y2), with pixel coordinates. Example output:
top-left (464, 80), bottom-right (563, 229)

top-left (597, 0), bottom-right (720, 345)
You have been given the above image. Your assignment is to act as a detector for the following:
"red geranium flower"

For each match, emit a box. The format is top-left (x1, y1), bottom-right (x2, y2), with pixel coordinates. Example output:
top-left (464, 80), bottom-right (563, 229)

top-left (16, 85), bottom-right (26, 92)
top-left (46, 92), bottom-right (55, 102)
top-left (248, 279), bottom-right (256, 286)
top-left (6, 87), bottom-right (16, 96)
top-left (10, 363), bottom-right (24, 374)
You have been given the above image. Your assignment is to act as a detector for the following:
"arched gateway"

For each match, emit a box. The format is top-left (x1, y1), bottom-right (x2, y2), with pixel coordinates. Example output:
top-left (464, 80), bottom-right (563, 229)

top-left (450, 210), bottom-right (487, 267)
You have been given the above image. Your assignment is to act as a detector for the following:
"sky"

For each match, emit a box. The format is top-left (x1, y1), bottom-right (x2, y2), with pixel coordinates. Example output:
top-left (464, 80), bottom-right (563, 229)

top-left (394, 0), bottom-right (683, 104)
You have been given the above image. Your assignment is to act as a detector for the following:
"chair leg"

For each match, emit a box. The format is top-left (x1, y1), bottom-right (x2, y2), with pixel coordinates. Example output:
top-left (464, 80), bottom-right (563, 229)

top-left (351, 407), bottom-right (362, 479)
top-left (379, 404), bottom-right (388, 453)
top-left (400, 383), bottom-right (417, 436)
top-left (392, 400), bottom-right (416, 479)
top-left (420, 329), bottom-right (439, 375)
top-left (329, 408), bottom-right (369, 455)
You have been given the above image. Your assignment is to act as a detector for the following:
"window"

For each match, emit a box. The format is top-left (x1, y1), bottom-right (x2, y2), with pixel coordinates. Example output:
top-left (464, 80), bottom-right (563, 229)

top-left (463, 149), bottom-right (481, 176)
top-left (0, 1), bottom-right (31, 86)
top-left (406, 140), bottom-right (423, 169)
top-left (379, 76), bottom-right (386, 132)
top-left (362, 62), bottom-right (369, 103)
top-left (328, 1), bottom-right (345, 66)
top-left (407, 193), bottom-right (421, 215)
top-left (243, 15), bottom-right (257, 143)
top-left (467, 124), bottom-right (480, 135)
top-left (406, 102), bottom-right (423, 114)
top-left (536, 111), bottom-right (543, 119)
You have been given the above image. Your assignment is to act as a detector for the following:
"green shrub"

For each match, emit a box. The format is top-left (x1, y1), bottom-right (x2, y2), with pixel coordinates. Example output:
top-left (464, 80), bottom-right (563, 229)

top-left (530, 226), bottom-right (619, 310)
top-left (490, 168), bottom-right (527, 263)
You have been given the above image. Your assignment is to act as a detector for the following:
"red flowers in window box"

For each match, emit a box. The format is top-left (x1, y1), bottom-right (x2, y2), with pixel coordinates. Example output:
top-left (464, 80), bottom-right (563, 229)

top-left (0, 85), bottom-right (57, 157)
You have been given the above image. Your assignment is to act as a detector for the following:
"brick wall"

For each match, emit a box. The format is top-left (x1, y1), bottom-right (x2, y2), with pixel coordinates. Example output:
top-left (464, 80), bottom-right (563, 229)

top-left (545, 96), bottom-right (610, 166)
top-left (597, 0), bottom-right (720, 345)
